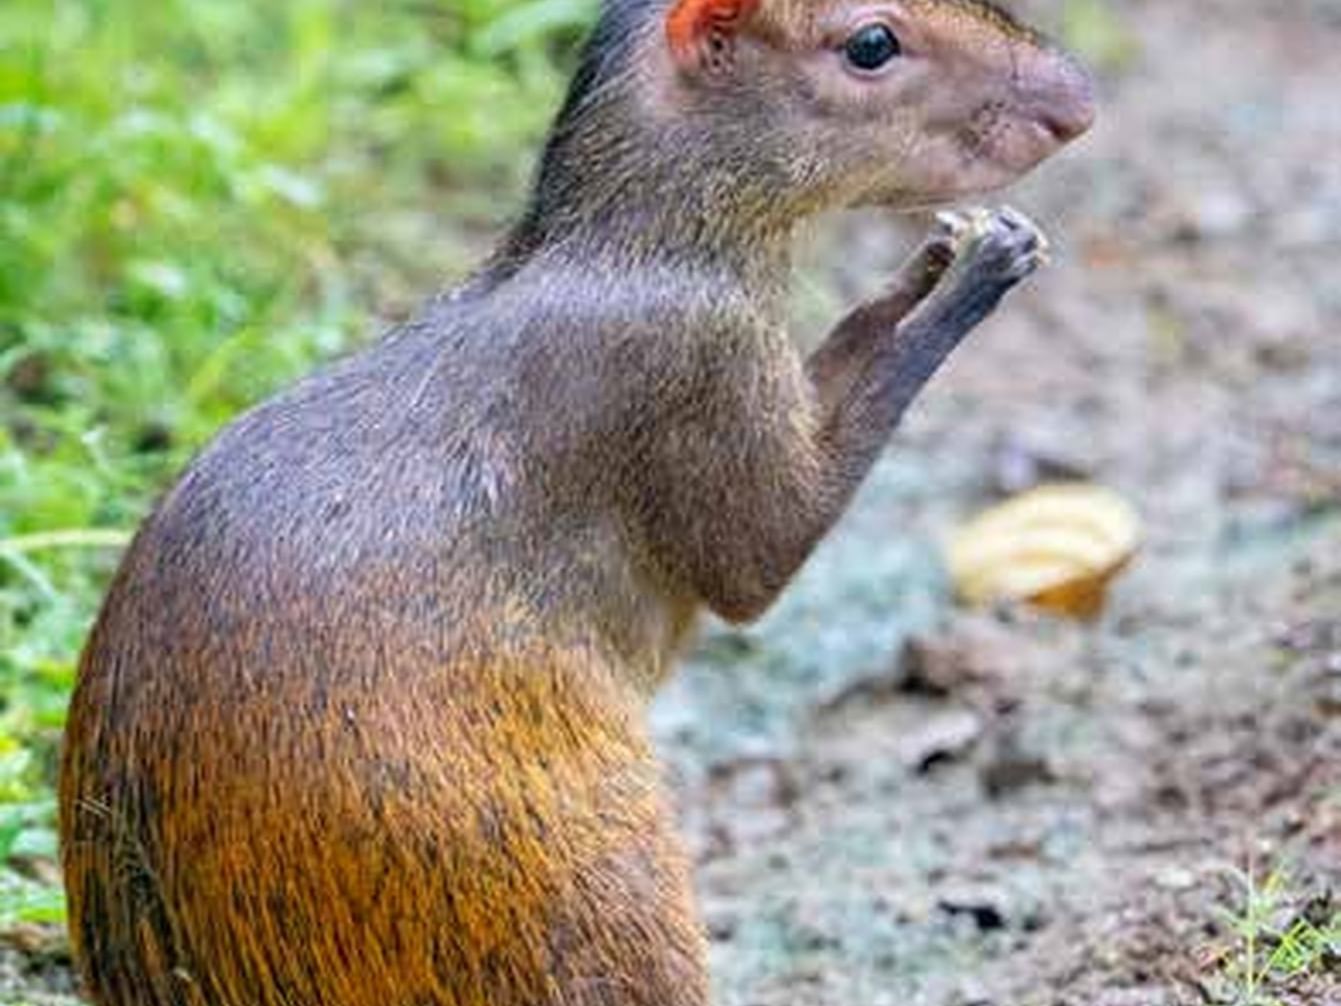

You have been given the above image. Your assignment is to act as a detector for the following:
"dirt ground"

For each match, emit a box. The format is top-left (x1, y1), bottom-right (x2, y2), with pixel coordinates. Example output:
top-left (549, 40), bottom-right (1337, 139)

top-left (4, 0), bottom-right (1338, 1003)
top-left (655, 1), bottom-right (1341, 1003)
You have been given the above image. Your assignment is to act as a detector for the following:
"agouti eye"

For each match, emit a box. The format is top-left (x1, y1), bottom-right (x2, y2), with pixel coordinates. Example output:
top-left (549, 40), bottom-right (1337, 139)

top-left (844, 24), bottom-right (901, 72)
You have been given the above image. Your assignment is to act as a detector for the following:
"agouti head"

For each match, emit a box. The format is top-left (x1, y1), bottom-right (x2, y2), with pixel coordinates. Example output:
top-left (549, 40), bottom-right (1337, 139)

top-left (511, 0), bottom-right (1094, 254)
top-left (669, 0), bottom-right (1093, 206)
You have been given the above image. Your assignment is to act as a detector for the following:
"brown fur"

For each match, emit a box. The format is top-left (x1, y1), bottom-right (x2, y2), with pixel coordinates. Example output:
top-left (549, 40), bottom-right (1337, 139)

top-left (60, 2), bottom-right (1093, 1003)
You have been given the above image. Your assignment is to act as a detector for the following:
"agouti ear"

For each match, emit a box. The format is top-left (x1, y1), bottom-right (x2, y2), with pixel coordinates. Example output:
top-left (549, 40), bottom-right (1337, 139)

top-left (665, 0), bottom-right (759, 74)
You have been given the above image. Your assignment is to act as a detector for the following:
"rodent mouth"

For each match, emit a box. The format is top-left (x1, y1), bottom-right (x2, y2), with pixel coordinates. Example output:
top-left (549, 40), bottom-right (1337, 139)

top-left (972, 113), bottom-right (1068, 179)
top-left (859, 107), bottom-right (1062, 213)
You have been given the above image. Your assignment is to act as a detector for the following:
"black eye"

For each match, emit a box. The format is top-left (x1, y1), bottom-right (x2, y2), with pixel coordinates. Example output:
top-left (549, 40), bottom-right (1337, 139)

top-left (844, 24), bottom-right (901, 72)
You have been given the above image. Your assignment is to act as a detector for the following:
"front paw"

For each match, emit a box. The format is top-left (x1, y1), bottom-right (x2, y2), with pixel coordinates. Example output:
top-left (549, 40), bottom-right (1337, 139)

top-left (935, 205), bottom-right (1050, 289)
top-left (904, 206), bottom-right (1050, 336)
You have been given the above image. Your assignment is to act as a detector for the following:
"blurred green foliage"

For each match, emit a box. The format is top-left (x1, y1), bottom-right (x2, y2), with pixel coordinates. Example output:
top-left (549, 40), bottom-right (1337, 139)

top-left (0, 0), bottom-right (594, 927)
top-left (1059, 0), bottom-right (1139, 72)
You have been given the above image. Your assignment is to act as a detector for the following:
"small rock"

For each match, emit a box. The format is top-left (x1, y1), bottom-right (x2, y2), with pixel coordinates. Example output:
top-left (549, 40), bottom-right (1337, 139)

top-left (899, 709), bottom-right (984, 773)
top-left (702, 905), bottom-right (739, 943)
top-left (899, 619), bottom-right (1024, 702)
top-left (949, 982), bottom-right (995, 1006)
top-left (980, 735), bottom-right (1057, 799)
top-left (1171, 184), bottom-right (1255, 242)
top-left (704, 757), bottom-right (800, 847)
top-left (816, 664), bottom-right (905, 714)
top-left (0, 924), bottom-right (69, 961)
top-left (991, 430), bottom-right (1092, 496)
top-left (1093, 988), bottom-right (1174, 1006)
top-left (937, 890), bottom-right (1009, 932)
top-left (1155, 866), bottom-right (1197, 892)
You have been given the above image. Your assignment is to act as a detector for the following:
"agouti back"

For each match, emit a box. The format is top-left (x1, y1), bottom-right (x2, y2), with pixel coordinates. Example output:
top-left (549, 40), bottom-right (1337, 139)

top-left (59, 1), bottom-right (1094, 1004)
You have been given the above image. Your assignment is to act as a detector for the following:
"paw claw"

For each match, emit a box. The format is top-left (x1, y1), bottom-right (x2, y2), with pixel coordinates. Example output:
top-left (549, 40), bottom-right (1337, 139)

top-left (940, 206), bottom-right (1050, 283)
top-left (934, 209), bottom-right (971, 237)
top-left (907, 206), bottom-right (1051, 330)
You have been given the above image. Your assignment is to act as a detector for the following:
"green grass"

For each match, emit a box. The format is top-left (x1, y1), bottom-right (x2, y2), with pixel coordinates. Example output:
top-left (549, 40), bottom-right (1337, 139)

top-left (1210, 863), bottom-right (1341, 1006)
top-left (1, 0), bottom-right (594, 934)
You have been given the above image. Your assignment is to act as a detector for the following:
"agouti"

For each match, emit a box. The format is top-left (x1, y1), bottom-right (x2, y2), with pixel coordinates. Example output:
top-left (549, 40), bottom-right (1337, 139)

top-left (59, 1), bottom-right (1094, 1003)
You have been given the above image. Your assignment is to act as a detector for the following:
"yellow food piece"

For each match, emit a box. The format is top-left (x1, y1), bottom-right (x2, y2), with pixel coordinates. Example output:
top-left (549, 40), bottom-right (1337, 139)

top-left (945, 483), bottom-right (1141, 619)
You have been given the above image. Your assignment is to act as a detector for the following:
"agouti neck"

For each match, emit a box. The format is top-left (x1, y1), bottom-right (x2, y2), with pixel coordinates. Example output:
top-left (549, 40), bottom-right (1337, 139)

top-left (492, 30), bottom-right (795, 311)
top-left (500, 155), bottom-right (796, 312)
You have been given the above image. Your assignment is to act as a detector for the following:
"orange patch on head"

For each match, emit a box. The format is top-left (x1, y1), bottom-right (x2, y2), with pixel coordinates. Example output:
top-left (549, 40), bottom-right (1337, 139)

top-left (666, 0), bottom-right (760, 62)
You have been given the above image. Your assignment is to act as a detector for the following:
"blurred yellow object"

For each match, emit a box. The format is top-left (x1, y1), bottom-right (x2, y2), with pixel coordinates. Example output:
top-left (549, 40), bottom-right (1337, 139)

top-left (945, 483), bottom-right (1141, 619)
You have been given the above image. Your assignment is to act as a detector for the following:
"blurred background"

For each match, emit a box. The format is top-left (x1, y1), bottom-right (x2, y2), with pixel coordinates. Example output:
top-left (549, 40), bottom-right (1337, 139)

top-left (0, 1), bottom-right (1337, 1004)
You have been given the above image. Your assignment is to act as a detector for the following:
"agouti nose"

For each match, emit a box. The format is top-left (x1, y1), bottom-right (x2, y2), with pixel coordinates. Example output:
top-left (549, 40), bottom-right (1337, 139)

top-left (1022, 48), bottom-right (1097, 143)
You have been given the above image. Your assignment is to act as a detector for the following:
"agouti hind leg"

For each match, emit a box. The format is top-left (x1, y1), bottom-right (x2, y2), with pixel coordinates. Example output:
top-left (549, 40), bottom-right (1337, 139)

top-left (62, 665), bottom-right (711, 1006)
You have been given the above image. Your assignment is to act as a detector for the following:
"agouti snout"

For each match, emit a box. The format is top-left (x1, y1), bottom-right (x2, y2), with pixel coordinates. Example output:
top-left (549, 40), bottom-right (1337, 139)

top-left (61, 2), bottom-right (1093, 1005)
